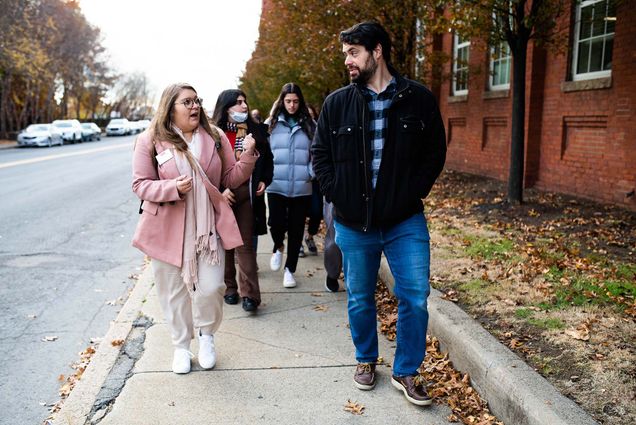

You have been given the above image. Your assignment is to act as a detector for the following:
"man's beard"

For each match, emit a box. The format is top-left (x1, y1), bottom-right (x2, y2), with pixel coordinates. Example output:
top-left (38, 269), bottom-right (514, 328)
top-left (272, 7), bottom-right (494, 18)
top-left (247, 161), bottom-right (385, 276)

top-left (350, 55), bottom-right (378, 85)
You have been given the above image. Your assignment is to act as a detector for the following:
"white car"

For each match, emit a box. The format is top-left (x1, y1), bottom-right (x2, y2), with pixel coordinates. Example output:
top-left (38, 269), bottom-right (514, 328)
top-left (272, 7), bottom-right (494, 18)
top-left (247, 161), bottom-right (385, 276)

top-left (17, 124), bottom-right (64, 147)
top-left (106, 118), bottom-right (131, 136)
top-left (136, 119), bottom-right (151, 131)
top-left (81, 122), bottom-right (102, 141)
top-left (52, 119), bottom-right (83, 144)
top-left (128, 121), bottom-right (142, 134)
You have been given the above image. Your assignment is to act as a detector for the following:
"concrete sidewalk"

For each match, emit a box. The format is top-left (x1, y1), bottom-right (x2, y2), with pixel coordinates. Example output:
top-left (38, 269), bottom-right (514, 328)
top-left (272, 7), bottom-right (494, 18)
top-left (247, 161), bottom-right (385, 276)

top-left (54, 236), bottom-right (599, 425)
top-left (55, 245), bottom-right (452, 424)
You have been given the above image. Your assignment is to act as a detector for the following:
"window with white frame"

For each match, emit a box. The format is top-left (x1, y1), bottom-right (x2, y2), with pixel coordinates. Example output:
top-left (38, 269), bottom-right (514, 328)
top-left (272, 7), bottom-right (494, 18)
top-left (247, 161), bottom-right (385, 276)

top-left (452, 34), bottom-right (470, 95)
top-left (573, 0), bottom-right (615, 80)
top-left (489, 41), bottom-right (511, 90)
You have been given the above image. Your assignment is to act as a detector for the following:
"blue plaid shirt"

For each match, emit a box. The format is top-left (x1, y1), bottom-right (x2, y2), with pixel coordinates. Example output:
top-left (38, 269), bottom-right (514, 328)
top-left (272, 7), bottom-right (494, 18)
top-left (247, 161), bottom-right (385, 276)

top-left (362, 78), bottom-right (397, 189)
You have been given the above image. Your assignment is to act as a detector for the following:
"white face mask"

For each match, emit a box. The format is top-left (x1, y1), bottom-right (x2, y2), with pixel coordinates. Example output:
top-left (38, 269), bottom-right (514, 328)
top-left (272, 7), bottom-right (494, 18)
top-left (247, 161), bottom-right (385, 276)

top-left (229, 111), bottom-right (248, 123)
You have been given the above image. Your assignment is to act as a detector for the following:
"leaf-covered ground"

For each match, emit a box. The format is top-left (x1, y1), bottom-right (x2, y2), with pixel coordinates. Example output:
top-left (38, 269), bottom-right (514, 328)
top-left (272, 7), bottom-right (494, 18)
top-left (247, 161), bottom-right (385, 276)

top-left (414, 170), bottom-right (636, 424)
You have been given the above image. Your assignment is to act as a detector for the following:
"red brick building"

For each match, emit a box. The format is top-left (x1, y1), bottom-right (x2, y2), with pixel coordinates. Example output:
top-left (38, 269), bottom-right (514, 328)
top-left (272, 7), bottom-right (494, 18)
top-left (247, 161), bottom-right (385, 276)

top-left (435, 0), bottom-right (635, 209)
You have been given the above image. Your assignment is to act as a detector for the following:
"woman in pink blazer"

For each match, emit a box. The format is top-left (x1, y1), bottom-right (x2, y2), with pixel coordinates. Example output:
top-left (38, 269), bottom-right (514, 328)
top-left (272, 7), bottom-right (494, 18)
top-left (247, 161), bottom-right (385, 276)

top-left (132, 83), bottom-right (257, 374)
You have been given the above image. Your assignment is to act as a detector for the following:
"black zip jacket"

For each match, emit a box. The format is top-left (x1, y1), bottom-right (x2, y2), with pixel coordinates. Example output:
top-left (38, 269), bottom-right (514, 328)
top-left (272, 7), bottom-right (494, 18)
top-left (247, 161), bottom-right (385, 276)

top-left (312, 75), bottom-right (446, 231)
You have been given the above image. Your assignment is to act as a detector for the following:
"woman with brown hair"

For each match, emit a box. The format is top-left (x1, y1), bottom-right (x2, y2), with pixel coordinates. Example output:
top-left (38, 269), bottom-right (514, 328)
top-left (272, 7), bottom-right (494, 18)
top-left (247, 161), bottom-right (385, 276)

top-left (266, 83), bottom-right (315, 288)
top-left (210, 89), bottom-right (273, 312)
top-left (132, 83), bottom-right (257, 374)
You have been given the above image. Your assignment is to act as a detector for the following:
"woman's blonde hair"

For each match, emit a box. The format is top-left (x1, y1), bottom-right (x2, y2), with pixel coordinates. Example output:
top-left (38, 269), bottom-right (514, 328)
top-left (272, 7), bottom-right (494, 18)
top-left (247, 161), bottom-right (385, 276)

top-left (149, 83), bottom-right (223, 168)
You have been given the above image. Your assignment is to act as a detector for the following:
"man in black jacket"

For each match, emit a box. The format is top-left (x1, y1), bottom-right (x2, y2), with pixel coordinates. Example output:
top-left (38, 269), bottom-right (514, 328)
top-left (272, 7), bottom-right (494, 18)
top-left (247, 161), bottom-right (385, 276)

top-left (312, 21), bottom-right (446, 406)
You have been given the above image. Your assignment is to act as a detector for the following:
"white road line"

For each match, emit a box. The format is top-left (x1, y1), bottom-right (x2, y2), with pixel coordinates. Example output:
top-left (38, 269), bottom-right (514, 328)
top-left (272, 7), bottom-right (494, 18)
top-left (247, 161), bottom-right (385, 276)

top-left (0, 143), bottom-right (132, 170)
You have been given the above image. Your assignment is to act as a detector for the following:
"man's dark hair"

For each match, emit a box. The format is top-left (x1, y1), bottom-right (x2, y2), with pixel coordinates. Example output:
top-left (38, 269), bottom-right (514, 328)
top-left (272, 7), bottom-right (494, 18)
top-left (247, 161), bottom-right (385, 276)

top-left (339, 21), bottom-right (392, 67)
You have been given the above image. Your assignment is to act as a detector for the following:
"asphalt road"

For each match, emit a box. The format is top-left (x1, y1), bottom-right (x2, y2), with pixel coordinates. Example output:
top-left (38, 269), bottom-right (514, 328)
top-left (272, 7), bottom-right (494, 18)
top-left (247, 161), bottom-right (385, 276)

top-left (0, 135), bottom-right (144, 424)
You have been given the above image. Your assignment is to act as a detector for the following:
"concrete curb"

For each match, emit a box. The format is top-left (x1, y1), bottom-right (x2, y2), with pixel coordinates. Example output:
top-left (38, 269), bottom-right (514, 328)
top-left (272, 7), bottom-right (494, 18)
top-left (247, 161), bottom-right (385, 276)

top-left (0, 142), bottom-right (17, 150)
top-left (52, 267), bottom-right (154, 425)
top-left (379, 257), bottom-right (599, 425)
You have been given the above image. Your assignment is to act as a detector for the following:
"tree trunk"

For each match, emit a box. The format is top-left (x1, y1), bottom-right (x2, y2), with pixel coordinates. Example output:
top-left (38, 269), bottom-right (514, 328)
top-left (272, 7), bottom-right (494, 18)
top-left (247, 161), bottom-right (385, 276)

top-left (0, 74), bottom-right (12, 139)
top-left (508, 37), bottom-right (528, 204)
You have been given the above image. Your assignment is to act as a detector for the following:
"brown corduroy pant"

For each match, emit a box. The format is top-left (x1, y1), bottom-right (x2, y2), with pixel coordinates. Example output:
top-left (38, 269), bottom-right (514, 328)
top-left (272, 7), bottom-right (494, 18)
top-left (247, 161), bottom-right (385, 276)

top-left (224, 182), bottom-right (261, 304)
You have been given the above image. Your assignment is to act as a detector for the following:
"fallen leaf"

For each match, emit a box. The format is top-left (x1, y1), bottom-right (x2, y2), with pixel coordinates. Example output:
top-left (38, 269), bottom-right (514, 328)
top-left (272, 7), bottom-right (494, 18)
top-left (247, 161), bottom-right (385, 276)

top-left (565, 327), bottom-right (590, 341)
top-left (310, 292), bottom-right (323, 297)
top-left (441, 289), bottom-right (459, 302)
top-left (343, 399), bottom-right (365, 415)
top-left (313, 304), bottom-right (328, 312)
top-left (111, 339), bottom-right (125, 347)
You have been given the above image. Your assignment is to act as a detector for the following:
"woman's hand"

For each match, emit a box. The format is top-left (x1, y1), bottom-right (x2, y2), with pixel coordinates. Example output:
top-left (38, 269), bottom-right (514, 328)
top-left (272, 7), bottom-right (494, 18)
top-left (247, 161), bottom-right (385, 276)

top-left (176, 175), bottom-right (193, 194)
top-left (242, 133), bottom-right (256, 155)
top-left (222, 188), bottom-right (236, 206)
top-left (256, 181), bottom-right (266, 196)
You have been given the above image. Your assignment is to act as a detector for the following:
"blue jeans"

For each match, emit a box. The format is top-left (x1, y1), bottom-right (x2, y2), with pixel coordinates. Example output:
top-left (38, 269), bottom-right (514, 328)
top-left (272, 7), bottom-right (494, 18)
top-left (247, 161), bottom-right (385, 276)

top-left (335, 213), bottom-right (431, 377)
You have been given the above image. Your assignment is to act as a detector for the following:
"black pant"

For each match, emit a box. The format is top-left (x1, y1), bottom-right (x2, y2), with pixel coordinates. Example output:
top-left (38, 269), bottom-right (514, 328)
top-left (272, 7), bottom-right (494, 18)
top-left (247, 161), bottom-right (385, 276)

top-left (267, 193), bottom-right (311, 273)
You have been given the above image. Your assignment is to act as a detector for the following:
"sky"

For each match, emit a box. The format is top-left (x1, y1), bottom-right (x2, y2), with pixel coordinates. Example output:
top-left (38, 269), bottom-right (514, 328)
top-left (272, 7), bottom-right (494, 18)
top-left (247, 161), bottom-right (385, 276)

top-left (79, 0), bottom-right (262, 109)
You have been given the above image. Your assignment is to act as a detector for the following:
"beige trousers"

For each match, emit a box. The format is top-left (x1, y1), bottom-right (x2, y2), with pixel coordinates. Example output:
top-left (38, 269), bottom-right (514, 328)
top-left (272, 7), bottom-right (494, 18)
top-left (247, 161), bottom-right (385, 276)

top-left (152, 250), bottom-right (225, 349)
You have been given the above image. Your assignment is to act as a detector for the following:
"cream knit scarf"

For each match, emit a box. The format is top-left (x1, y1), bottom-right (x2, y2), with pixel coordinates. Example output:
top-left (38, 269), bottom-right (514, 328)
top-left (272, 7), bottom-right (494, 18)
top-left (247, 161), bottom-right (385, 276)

top-left (173, 127), bottom-right (219, 294)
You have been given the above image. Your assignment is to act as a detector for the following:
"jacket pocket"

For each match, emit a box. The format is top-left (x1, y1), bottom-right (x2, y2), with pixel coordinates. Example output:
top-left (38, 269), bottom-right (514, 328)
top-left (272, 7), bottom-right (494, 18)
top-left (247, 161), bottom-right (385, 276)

top-left (398, 117), bottom-right (425, 158)
top-left (141, 200), bottom-right (159, 215)
top-left (332, 125), bottom-right (357, 162)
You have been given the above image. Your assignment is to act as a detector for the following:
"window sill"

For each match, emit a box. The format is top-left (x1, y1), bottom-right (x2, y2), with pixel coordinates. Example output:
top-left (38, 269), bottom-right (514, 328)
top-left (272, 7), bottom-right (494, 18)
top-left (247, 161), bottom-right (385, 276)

top-left (561, 76), bottom-right (612, 93)
top-left (483, 90), bottom-right (510, 100)
top-left (448, 95), bottom-right (468, 103)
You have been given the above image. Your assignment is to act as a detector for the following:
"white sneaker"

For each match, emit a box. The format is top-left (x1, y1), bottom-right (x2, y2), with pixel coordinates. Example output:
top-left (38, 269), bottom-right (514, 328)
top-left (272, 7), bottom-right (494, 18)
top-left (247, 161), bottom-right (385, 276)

top-left (270, 250), bottom-right (283, 271)
top-left (283, 267), bottom-right (297, 288)
top-left (172, 348), bottom-right (194, 374)
top-left (198, 334), bottom-right (216, 369)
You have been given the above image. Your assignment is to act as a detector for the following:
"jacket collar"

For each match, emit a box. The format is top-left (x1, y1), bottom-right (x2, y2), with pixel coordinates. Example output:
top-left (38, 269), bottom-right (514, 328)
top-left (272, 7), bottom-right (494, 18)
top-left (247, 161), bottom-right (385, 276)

top-left (352, 72), bottom-right (408, 95)
top-left (153, 126), bottom-right (216, 173)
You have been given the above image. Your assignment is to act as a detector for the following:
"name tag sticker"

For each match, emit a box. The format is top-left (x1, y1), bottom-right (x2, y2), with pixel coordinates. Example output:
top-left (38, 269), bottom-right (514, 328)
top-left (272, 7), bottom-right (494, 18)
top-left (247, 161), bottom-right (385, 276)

top-left (156, 149), bottom-right (174, 165)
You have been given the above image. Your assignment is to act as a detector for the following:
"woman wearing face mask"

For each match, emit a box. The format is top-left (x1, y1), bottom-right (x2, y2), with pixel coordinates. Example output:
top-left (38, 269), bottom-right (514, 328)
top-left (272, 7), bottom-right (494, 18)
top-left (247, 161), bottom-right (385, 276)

top-left (211, 89), bottom-right (273, 312)
top-left (132, 83), bottom-right (257, 374)
top-left (266, 83), bottom-right (315, 288)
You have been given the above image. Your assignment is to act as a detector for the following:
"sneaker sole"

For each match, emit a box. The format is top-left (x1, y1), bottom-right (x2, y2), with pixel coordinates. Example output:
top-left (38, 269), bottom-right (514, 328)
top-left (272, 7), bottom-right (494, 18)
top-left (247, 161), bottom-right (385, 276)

top-left (198, 360), bottom-right (216, 370)
top-left (354, 380), bottom-right (376, 391)
top-left (324, 282), bottom-right (338, 293)
top-left (283, 282), bottom-right (297, 288)
top-left (390, 377), bottom-right (433, 406)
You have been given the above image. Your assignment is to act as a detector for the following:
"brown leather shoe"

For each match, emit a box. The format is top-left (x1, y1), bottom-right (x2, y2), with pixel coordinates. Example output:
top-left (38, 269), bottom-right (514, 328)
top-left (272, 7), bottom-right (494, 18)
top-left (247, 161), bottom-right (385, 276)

top-left (391, 374), bottom-right (432, 406)
top-left (354, 363), bottom-right (376, 390)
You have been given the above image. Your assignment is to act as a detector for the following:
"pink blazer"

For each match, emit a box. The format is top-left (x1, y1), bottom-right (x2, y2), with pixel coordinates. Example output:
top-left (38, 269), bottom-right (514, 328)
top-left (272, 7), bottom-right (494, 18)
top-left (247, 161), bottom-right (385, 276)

top-left (132, 126), bottom-right (257, 267)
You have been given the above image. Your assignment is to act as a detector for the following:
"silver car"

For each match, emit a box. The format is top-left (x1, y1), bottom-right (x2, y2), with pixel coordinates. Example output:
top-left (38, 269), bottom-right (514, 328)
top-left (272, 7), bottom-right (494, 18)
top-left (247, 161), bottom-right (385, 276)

top-left (52, 119), bottom-right (83, 144)
top-left (81, 122), bottom-right (102, 141)
top-left (17, 124), bottom-right (64, 147)
top-left (106, 118), bottom-right (131, 136)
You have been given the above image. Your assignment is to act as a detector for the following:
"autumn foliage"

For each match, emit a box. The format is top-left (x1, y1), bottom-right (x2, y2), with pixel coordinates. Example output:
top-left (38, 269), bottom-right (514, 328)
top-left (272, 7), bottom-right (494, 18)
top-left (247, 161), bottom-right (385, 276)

top-left (240, 0), bottom-right (425, 114)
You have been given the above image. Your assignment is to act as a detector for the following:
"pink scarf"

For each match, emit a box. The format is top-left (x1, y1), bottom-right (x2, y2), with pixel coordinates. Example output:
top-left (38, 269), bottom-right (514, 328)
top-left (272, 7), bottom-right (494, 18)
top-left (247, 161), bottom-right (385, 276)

top-left (173, 131), bottom-right (219, 294)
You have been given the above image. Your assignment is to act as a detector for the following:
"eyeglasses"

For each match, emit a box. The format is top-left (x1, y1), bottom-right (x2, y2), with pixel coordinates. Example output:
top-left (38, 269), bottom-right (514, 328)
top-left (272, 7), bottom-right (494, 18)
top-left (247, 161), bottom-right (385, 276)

top-left (175, 97), bottom-right (203, 109)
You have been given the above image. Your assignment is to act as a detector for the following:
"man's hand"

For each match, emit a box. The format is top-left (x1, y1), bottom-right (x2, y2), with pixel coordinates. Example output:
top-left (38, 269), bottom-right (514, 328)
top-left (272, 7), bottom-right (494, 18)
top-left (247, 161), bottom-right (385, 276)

top-left (176, 175), bottom-right (192, 194)
top-left (256, 181), bottom-right (266, 196)
top-left (222, 188), bottom-right (236, 206)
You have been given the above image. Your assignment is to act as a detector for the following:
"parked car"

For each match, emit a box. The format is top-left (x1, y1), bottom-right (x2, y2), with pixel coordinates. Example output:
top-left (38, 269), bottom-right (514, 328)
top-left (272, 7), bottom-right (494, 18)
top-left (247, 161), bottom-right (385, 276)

top-left (81, 122), bottom-right (101, 141)
top-left (106, 118), bottom-right (131, 136)
top-left (128, 121), bottom-right (142, 134)
top-left (17, 124), bottom-right (64, 147)
top-left (52, 119), bottom-right (83, 144)
top-left (136, 119), bottom-right (151, 132)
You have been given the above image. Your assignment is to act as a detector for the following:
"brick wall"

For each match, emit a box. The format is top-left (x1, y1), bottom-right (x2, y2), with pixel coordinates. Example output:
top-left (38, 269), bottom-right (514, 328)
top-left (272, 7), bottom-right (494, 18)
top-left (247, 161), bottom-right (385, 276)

top-left (437, 1), bottom-right (636, 209)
